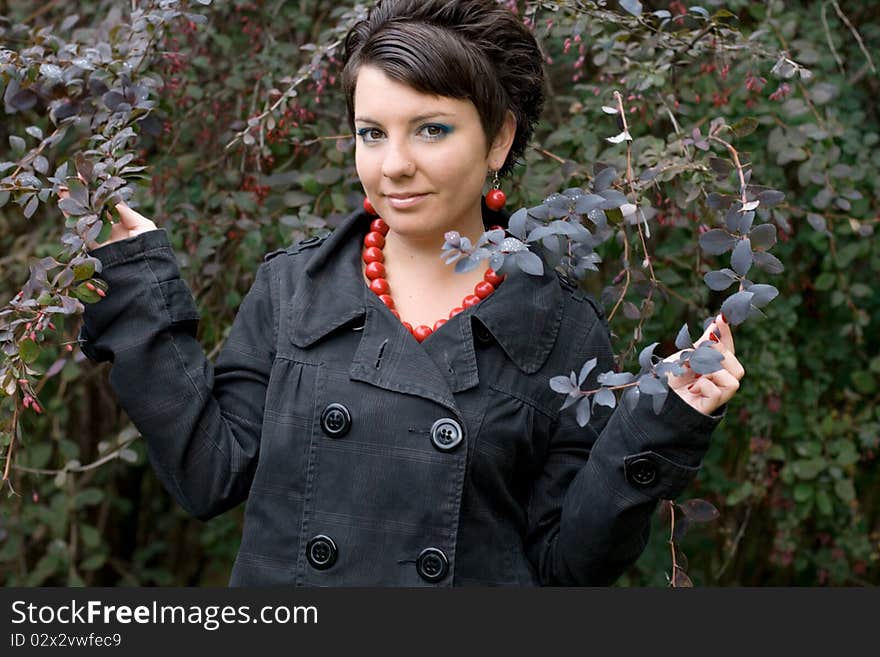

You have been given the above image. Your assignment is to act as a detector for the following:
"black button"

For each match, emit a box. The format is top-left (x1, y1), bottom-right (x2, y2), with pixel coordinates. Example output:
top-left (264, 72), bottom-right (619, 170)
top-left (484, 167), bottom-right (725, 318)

top-left (306, 534), bottom-right (338, 570)
top-left (321, 403), bottom-right (351, 438)
top-left (416, 547), bottom-right (449, 583)
top-left (473, 322), bottom-right (493, 345)
top-left (430, 418), bottom-right (463, 452)
top-left (627, 457), bottom-right (658, 487)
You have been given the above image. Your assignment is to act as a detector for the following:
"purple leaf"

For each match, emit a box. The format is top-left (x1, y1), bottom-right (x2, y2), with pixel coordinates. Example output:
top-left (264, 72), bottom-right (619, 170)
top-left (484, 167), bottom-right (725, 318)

top-left (575, 396), bottom-right (592, 427)
top-left (678, 499), bottom-right (720, 523)
top-left (578, 357), bottom-right (597, 386)
top-left (749, 223), bottom-right (777, 250)
top-left (675, 323), bottom-right (693, 350)
top-left (699, 229), bottom-right (737, 255)
top-left (704, 269), bottom-right (738, 291)
top-left (730, 238), bottom-right (753, 276)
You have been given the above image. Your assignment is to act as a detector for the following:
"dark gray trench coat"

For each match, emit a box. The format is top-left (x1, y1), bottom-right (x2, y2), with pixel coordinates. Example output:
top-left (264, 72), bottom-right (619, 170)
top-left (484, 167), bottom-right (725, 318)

top-left (80, 205), bottom-right (723, 586)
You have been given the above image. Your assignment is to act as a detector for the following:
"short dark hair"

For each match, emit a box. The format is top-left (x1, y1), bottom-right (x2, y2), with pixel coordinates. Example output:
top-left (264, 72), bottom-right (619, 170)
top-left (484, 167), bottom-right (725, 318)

top-left (341, 0), bottom-right (545, 176)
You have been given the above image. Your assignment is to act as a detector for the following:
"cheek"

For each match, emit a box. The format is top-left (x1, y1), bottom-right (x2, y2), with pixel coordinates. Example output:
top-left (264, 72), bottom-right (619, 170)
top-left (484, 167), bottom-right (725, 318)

top-left (355, 150), bottom-right (376, 188)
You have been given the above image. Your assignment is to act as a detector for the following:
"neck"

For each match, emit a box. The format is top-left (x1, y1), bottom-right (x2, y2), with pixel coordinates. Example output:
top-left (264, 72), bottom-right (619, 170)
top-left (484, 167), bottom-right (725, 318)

top-left (383, 218), bottom-right (487, 282)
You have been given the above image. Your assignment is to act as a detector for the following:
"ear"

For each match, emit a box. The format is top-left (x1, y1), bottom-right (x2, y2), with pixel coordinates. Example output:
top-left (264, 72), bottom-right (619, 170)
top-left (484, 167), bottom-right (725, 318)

top-left (487, 110), bottom-right (517, 171)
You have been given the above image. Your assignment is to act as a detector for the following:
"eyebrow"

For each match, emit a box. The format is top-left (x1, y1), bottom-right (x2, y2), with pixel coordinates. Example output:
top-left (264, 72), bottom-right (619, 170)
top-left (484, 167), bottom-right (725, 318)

top-left (354, 112), bottom-right (456, 125)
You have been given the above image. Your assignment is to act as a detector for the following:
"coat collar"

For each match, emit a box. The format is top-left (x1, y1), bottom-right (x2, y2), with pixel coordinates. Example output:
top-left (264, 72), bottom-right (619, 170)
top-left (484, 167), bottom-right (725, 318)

top-left (288, 206), bottom-right (563, 375)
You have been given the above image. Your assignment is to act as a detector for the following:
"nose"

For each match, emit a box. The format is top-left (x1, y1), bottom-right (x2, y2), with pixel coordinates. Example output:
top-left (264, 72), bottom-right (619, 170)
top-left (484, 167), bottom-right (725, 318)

top-left (381, 137), bottom-right (416, 179)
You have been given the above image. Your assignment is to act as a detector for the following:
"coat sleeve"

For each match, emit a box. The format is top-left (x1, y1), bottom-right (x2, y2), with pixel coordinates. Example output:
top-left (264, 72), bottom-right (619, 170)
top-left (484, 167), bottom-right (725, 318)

top-left (78, 229), bottom-right (277, 520)
top-left (524, 304), bottom-right (725, 586)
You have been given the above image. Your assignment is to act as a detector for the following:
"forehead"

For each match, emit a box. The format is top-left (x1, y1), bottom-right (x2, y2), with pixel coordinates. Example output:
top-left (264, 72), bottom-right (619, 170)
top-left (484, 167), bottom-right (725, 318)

top-left (353, 65), bottom-right (475, 122)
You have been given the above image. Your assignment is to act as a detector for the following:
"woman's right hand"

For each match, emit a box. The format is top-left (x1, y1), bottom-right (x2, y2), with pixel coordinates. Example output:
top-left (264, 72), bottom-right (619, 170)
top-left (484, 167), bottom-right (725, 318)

top-left (58, 186), bottom-right (158, 250)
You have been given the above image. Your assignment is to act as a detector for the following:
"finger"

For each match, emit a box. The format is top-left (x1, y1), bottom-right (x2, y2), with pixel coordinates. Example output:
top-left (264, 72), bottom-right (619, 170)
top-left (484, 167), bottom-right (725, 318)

top-left (113, 202), bottom-right (152, 230)
top-left (714, 314), bottom-right (735, 355)
top-left (702, 367), bottom-right (740, 397)
top-left (688, 375), bottom-right (726, 414)
top-left (694, 317), bottom-right (720, 349)
top-left (714, 346), bottom-right (745, 381)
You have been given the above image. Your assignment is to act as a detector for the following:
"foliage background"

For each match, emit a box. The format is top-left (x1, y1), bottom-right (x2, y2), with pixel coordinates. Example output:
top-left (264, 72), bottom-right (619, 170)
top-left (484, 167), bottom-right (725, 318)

top-left (0, 0), bottom-right (877, 586)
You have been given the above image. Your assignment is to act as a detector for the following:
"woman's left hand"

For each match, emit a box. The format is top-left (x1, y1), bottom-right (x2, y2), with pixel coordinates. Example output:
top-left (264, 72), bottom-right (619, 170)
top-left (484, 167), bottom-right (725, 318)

top-left (664, 314), bottom-right (745, 416)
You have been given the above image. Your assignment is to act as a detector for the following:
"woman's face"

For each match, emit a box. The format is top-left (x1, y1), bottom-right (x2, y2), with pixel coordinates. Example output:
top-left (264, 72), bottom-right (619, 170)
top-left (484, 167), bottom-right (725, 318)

top-left (353, 65), bottom-right (513, 240)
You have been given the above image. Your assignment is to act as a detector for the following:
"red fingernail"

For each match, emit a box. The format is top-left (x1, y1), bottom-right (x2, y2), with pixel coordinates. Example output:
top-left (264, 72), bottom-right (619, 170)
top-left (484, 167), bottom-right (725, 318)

top-left (710, 334), bottom-right (720, 342)
top-left (721, 314), bottom-right (728, 324)
top-left (695, 374), bottom-right (702, 379)
top-left (688, 384), bottom-right (696, 391)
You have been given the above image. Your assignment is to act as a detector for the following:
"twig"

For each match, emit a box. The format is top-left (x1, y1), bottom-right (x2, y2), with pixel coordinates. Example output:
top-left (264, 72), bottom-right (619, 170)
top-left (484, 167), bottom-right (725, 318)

top-left (714, 504), bottom-right (752, 580)
top-left (607, 239), bottom-right (631, 324)
top-left (707, 135), bottom-right (748, 205)
top-left (3, 404), bottom-right (20, 481)
top-left (668, 501), bottom-right (680, 587)
top-left (12, 438), bottom-right (138, 476)
top-left (820, 3), bottom-right (845, 75)
top-left (613, 92), bottom-right (656, 283)
top-left (831, 0), bottom-right (876, 74)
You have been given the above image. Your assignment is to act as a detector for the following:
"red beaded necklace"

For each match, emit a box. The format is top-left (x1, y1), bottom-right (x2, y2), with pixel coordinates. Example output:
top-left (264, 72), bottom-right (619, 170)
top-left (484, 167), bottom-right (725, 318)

top-left (362, 215), bottom-right (505, 343)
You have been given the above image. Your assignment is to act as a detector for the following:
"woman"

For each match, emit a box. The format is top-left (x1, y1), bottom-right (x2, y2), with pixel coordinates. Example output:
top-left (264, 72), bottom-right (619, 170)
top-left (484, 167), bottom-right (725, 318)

top-left (73, 0), bottom-right (743, 586)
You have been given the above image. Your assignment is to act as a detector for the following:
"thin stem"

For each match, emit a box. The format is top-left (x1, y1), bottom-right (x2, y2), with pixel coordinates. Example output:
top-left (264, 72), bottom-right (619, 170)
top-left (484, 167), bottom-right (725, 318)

top-left (707, 135), bottom-right (748, 205)
top-left (831, 0), bottom-right (876, 74)
top-left (668, 502), bottom-right (679, 587)
top-left (13, 438), bottom-right (138, 476)
top-left (3, 403), bottom-right (20, 481)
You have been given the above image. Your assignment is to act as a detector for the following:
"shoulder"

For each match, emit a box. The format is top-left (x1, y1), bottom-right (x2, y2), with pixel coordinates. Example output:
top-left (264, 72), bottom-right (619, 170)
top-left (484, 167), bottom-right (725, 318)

top-left (263, 232), bottom-right (332, 263)
top-left (554, 270), bottom-right (606, 329)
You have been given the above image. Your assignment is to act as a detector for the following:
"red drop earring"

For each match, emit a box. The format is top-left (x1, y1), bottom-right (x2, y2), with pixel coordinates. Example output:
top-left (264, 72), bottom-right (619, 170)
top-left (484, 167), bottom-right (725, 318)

top-left (485, 170), bottom-right (506, 211)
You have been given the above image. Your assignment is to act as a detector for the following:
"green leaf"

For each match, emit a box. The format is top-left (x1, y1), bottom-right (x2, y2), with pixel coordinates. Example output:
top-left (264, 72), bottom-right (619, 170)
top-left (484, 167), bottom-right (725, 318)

top-left (813, 272), bottom-right (835, 291)
top-left (851, 371), bottom-right (875, 394)
top-left (19, 339), bottom-right (40, 364)
top-left (75, 488), bottom-right (104, 507)
top-left (730, 117), bottom-right (758, 138)
top-left (815, 489), bottom-right (833, 515)
top-left (96, 219), bottom-right (113, 244)
top-left (79, 552), bottom-right (107, 571)
top-left (793, 483), bottom-right (812, 502)
top-left (833, 479), bottom-right (855, 502)
top-left (791, 458), bottom-right (825, 480)
top-left (73, 261), bottom-right (96, 281)
top-left (79, 524), bottom-right (102, 548)
top-left (71, 282), bottom-right (101, 303)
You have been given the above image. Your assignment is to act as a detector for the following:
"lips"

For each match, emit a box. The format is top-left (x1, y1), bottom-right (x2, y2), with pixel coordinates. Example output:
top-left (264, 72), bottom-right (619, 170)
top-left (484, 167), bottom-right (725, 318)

top-left (384, 192), bottom-right (430, 209)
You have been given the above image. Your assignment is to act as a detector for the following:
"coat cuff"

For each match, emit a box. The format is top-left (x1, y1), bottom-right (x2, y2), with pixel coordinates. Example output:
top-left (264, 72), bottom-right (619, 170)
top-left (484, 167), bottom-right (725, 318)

top-left (78, 230), bottom-right (199, 363)
top-left (589, 386), bottom-right (725, 502)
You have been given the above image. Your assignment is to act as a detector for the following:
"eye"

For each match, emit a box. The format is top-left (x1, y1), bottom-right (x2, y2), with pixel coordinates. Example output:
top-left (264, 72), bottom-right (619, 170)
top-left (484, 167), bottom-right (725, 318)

top-left (419, 123), bottom-right (452, 141)
top-left (356, 127), bottom-right (384, 143)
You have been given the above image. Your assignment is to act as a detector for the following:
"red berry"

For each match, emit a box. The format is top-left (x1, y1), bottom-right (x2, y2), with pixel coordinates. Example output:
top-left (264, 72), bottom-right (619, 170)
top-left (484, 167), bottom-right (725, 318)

top-left (85, 283), bottom-right (96, 291)
top-left (412, 325), bottom-right (433, 343)
top-left (362, 247), bottom-right (384, 264)
top-left (484, 268), bottom-right (505, 287)
top-left (369, 278), bottom-right (390, 295)
top-left (463, 294), bottom-right (481, 308)
top-left (65, 344), bottom-right (73, 352)
top-left (449, 307), bottom-right (464, 318)
top-left (370, 218), bottom-right (389, 236)
top-left (378, 294), bottom-right (395, 309)
top-left (485, 189), bottom-right (507, 211)
top-left (433, 319), bottom-right (447, 331)
top-left (96, 289), bottom-right (106, 298)
top-left (365, 261), bottom-right (386, 280)
top-left (364, 231), bottom-right (385, 249)
top-left (474, 281), bottom-right (495, 299)
top-left (363, 197), bottom-right (377, 215)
